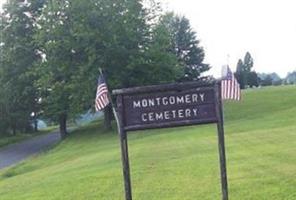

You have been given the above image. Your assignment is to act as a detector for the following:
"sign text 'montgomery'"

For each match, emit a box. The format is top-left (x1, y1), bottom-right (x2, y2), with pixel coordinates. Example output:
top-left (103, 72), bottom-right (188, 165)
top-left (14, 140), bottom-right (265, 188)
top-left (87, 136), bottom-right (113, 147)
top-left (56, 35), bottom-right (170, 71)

top-left (121, 88), bottom-right (218, 130)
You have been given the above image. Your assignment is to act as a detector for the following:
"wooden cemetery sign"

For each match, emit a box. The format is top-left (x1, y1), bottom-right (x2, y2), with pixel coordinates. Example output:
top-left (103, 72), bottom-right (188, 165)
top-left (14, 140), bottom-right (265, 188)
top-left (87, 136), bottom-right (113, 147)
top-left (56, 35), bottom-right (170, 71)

top-left (112, 81), bottom-right (228, 200)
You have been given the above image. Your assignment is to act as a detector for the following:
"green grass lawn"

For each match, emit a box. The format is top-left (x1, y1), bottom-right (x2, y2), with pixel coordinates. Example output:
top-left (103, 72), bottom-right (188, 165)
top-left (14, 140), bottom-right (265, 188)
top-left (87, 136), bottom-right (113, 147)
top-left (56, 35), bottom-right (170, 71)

top-left (0, 85), bottom-right (295, 200)
top-left (0, 126), bottom-right (58, 148)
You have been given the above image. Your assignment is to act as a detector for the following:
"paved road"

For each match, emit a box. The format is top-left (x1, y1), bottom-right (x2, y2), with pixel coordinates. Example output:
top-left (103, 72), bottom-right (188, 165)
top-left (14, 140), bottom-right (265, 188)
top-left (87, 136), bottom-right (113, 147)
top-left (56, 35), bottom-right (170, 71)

top-left (0, 131), bottom-right (61, 170)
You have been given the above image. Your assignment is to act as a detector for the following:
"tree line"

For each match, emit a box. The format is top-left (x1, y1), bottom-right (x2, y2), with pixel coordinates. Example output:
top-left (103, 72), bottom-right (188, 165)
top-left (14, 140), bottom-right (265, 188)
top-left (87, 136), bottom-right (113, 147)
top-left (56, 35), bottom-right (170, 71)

top-left (234, 52), bottom-right (294, 88)
top-left (0, 0), bottom-right (209, 138)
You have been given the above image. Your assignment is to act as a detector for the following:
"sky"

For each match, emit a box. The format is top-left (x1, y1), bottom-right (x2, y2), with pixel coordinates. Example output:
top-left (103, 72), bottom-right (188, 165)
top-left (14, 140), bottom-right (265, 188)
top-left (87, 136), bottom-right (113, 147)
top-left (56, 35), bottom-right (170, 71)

top-left (162, 0), bottom-right (296, 77)
top-left (0, 0), bottom-right (5, 11)
top-left (1, 0), bottom-right (296, 78)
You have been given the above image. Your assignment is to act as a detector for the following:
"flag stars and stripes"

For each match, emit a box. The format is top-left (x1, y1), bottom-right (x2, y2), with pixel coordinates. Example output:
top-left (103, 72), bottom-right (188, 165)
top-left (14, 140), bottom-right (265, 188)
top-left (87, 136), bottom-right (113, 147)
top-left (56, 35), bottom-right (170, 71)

top-left (95, 75), bottom-right (110, 111)
top-left (221, 66), bottom-right (241, 101)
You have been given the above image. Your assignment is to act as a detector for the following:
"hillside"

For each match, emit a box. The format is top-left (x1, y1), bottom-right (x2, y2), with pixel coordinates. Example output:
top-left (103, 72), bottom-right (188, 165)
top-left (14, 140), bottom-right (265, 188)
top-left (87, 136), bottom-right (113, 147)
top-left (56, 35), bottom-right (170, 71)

top-left (0, 86), bottom-right (295, 200)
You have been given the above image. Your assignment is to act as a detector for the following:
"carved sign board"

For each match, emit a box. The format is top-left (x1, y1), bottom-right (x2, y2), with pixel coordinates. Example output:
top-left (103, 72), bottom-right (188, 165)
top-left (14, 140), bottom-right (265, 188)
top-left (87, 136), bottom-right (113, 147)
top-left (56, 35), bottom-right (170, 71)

top-left (112, 81), bottom-right (228, 200)
top-left (113, 82), bottom-right (219, 131)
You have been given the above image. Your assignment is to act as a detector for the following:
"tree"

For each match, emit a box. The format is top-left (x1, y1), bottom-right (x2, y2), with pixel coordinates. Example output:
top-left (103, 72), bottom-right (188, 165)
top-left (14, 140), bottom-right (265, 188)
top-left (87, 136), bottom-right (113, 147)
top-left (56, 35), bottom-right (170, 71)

top-left (35, 0), bottom-right (181, 135)
top-left (159, 13), bottom-right (210, 81)
top-left (243, 52), bottom-right (254, 72)
top-left (284, 71), bottom-right (296, 84)
top-left (0, 0), bottom-right (45, 134)
top-left (125, 19), bottom-right (181, 86)
top-left (270, 73), bottom-right (282, 86)
top-left (248, 71), bottom-right (259, 87)
top-left (235, 52), bottom-right (255, 89)
top-left (258, 72), bottom-right (282, 86)
top-left (260, 75), bottom-right (273, 86)
top-left (0, 87), bottom-right (10, 134)
top-left (235, 59), bottom-right (245, 88)
top-left (35, 0), bottom-right (92, 138)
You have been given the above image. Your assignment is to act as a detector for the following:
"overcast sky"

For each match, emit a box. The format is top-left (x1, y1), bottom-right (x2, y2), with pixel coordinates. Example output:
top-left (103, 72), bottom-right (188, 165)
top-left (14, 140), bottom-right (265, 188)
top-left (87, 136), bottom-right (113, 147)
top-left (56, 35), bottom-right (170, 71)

top-left (162, 0), bottom-right (296, 77)
top-left (0, 0), bottom-right (5, 11)
top-left (1, 0), bottom-right (296, 77)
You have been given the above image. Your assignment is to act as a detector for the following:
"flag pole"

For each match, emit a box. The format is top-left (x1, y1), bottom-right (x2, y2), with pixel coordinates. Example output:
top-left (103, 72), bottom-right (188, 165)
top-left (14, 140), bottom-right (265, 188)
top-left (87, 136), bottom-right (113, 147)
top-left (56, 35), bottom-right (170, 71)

top-left (98, 68), bottom-right (133, 200)
top-left (216, 80), bottom-right (228, 200)
top-left (98, 68), bottom-right (120, 131)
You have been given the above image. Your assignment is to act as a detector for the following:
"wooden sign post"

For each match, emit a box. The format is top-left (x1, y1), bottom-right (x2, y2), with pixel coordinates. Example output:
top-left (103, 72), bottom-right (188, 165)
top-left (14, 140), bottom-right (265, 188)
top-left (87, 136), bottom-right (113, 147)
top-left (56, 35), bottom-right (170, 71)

top-left (113, 81), bottom-right (228, 200)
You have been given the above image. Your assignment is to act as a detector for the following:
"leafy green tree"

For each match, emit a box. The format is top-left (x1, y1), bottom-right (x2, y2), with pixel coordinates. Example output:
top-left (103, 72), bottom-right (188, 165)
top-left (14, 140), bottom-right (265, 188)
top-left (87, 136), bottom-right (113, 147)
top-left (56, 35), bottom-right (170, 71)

top-left (235, 52), bottom-right (256, 89)
top-left (35, 0), bottom-right (86, 138)
top-left (126, 19), bottom-right (181, 86)
top-left (248, 71), bottom-right (259, 88)
top-left (35, 0), bottom-right (181, 135)
top-left (235, 59), bottom-right (245, 89)
top-left (0, 87), bottom-right (10, 134)
top-left (243, 52), bottom-right (254, 72)
top-left (243, 52), bottom-right (255, 87)
top-left (159, 12), bottom-right (209, 81)
top-left (0, 0), bottom-right (45, 134)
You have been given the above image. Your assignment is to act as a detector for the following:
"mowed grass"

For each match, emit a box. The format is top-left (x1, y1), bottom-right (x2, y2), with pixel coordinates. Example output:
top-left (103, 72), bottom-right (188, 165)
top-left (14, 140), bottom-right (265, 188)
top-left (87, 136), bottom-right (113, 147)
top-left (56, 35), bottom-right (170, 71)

top-left (0, 85), bottom-right (295, 200)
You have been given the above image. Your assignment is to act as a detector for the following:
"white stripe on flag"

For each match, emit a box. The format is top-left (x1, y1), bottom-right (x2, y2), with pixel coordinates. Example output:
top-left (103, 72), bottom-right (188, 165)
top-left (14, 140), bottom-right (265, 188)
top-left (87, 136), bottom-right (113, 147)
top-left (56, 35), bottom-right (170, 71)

top-left (221, 67), bottom-right (241, 101)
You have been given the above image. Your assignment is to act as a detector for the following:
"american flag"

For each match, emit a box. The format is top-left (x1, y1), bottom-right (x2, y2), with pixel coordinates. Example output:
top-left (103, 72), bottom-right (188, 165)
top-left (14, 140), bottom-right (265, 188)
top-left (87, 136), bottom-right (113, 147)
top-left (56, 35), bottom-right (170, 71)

top-left (221, 66), bottom-right (241, 101)
top-left (95, 74), bottom-right (110, 111)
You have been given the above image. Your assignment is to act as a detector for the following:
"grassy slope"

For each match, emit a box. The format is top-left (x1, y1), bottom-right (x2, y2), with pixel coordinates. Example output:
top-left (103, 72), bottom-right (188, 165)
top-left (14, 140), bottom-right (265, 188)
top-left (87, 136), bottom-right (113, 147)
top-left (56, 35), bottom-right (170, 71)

top-left (0, 86), bottom-right (295, 200)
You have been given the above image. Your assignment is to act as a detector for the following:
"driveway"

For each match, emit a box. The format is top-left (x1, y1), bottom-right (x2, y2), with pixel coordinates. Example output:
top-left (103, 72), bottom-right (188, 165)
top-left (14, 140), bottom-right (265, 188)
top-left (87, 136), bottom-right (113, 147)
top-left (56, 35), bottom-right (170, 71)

top-left (0, 131), bottom-right (61, 170)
